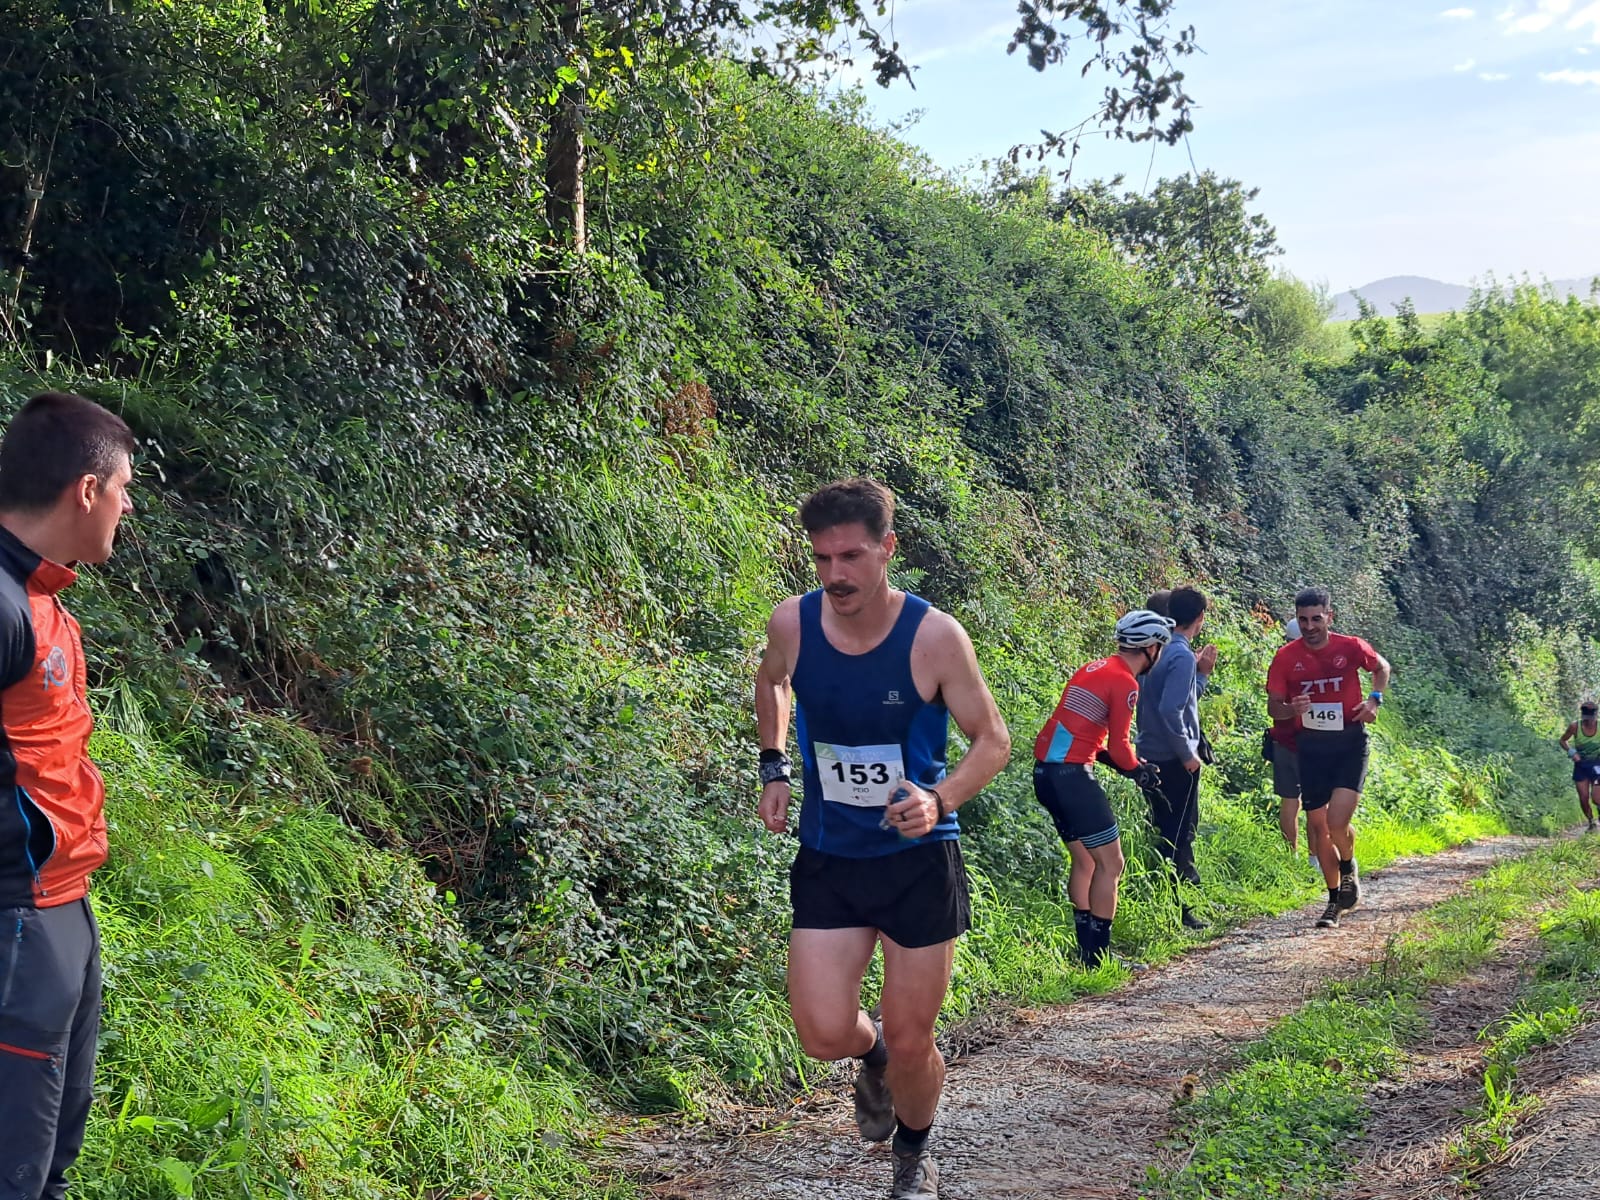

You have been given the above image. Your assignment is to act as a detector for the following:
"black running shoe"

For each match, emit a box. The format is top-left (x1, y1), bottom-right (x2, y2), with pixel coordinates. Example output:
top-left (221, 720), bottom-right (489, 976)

top-left (852, 1018), bottom-right (894, 1142)
top-left (1316, 900), bottom-right (1342, 928)
top-left (891, 1149), bottom-right (939, 1198)
top-left (1338, 861), bottom-right (1361, 911)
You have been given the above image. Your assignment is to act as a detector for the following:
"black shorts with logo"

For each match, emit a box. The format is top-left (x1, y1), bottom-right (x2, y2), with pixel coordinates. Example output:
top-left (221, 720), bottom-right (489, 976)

top-left (790, 839), bottom-right (970, 949)
top-left (1297, 727), bottom-right (1370, 810)
top-left (1032, 761), bottom-right (1121, 849)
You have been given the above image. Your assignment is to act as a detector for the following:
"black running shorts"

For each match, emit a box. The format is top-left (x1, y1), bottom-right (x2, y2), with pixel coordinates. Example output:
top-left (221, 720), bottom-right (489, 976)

top-left (1297, 728), bottom-right (1370, 810)
top-left (790, 839), bottom-right (970, 949)
top-left (1032, 761), bottom-right (1121, 849)
top-left (1271, 740), bottom-right (1301, 799)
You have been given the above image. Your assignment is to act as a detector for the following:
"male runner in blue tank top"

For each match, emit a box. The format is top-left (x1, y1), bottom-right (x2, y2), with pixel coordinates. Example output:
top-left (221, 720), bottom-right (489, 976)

top-left (755, 478), bottom-right (1011, 1200)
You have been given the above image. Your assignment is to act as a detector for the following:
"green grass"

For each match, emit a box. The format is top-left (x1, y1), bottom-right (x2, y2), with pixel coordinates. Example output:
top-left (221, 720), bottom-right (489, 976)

top-left (79, 726), bottom-right (634, 1200)
top-left (1447, 888), bottom-right (1600, 1178)
top-left (1145, 837), bottom-right (1600, 1200)
top-left (1325, 310), bottom-right (1453, 356)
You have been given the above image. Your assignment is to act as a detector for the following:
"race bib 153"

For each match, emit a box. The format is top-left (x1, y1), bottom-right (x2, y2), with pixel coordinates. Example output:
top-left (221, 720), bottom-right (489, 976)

top-left (814, 742), bottom-right (906, 808)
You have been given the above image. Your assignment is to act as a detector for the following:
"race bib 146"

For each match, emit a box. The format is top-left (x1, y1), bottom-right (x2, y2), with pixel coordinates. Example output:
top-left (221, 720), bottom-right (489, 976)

top-left (1302, 701), bottom-right (1345, 732)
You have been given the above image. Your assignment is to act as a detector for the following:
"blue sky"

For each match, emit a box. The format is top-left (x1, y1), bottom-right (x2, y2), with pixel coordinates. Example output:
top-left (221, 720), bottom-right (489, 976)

top-left (839, 0), bottom-right (1600, 291)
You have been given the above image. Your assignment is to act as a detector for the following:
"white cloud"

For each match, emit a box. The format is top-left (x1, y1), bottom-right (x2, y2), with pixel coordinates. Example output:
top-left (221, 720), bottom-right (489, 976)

top-left (1441, 5), bottom-right (1476, 15)
top-left (1455, 57), bottom-right (1479, 68)
top-left (916, 19), bottom-right (1014, 64)
top-left (1480, 69), bottom-right (1513, 77)
top-left (1540, 65), bottom-right (1600, 80)
top-left (1569, 1), bottom-right (1600, 38)
top-left (1506, 0), bottom-right (1575, 32)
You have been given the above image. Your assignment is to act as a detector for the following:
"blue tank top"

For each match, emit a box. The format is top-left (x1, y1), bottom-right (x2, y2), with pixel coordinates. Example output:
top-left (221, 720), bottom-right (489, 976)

top-left (792, 590), bottom-right (954, 857)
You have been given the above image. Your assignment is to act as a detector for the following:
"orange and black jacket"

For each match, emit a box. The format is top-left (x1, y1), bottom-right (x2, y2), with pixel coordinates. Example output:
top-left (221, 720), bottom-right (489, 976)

top-left (0, 524), bottom-right (106, 909)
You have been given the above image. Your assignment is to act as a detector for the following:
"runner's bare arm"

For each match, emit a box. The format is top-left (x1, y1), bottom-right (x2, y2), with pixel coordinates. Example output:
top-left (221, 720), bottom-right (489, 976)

top-left (755, 598), bottom-right (802, 834)
top-left (1561, 722), bottom-right (1579, 751)
top-left (1368, 652), bottom-right (1392, 694)
top-left (888, 611), bottom-right (1011, 836)
top-left (1353, 651), bottom-right (1394, 725)
top-left (1266, 687), bottom-right (1310, 720)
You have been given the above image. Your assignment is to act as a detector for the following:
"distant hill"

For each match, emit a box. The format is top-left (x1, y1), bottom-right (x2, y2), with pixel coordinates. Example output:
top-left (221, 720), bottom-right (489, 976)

top-left (1332, 274), bottom-right (1598, 322)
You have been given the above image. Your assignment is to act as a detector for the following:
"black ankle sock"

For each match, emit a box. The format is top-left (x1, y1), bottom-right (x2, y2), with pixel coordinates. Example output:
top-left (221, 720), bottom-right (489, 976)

top-left (860, 1023), bottom-right (888, 1069)
top-left (1328, 886), bottom-right (1340, 903)
top-left (893, 1119), bottom-right (932, 1156)
top-left (1086, 914), bottom-right (1113, 964)
top-left (1339, 858), bottom-right (1354, 874)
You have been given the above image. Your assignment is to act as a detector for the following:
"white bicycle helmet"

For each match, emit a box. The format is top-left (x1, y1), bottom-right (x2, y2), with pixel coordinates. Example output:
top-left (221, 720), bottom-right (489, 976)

top-left (1115, 609), bottom-right (1175, 648)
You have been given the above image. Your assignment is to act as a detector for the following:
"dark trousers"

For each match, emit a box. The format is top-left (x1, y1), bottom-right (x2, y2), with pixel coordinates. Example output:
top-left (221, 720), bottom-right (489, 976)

top-left (1146, 761), bottom-right (1202, 888)
top-left (0, 898), bottom-right (102, 1200)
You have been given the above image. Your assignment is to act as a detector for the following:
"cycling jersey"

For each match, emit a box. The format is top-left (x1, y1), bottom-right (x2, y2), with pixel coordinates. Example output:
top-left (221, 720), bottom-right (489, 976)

top-left (1033, 655), bottom-right (1139, 771)
top-left (1266, 633), bottom-right (1381, 734)
top-left (0, 525), bottom-right (107, 909)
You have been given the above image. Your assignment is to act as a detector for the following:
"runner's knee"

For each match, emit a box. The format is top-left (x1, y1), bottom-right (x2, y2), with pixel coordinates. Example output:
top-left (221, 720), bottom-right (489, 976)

top-left (1091, 842), bottom-right (1124, 877)
top-left (880, 1017), bottom-right (937, 1063)
top-left (791, 1006), bottom-right (867, 1061)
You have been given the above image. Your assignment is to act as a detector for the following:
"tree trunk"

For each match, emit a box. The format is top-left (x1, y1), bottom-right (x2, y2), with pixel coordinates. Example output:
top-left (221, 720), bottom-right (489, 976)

top-left (545, 0), bottom-right (586, 252)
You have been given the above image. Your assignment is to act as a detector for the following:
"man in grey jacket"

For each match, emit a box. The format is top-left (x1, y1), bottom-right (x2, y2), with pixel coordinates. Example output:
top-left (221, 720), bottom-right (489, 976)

top-left (1136, 587), bottom-right (1217, 929)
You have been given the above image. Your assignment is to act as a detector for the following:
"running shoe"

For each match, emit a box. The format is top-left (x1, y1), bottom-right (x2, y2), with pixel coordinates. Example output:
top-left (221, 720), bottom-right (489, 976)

top-left (1337, 861), bottom-right (1361, 911)
top-left (853, 1018), bottom-right (894, 1142)
top-left (1315, 900), bottom-right (1342, 928)
top-left (891, 1149), bottom-right (939, 1198)
top-left (1180, 907), bottom-right (1208, 931)
top-left (1588, 819), bottom-right (1597, 833)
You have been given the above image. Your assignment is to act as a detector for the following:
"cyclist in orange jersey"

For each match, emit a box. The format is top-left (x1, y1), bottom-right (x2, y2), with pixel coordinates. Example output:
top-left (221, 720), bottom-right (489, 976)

top-left (1032, 610), bottom-right (1170, 967)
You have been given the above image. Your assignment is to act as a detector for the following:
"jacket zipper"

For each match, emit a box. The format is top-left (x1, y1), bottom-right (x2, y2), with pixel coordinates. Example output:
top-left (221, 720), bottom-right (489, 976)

top-left (0, 1040), bottom-right (55, 1065)
top-left (14, 786), bottom-right (50, 899)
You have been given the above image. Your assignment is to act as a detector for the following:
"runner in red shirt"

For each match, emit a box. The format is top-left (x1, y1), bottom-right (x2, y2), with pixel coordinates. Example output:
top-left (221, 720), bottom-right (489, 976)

top-left (1033, 610), bottom-right (1168, 967)
top-left (1265, 587), bottom-right (1392, 930)
top-left (1267, 616), bottom-right (1311, 870)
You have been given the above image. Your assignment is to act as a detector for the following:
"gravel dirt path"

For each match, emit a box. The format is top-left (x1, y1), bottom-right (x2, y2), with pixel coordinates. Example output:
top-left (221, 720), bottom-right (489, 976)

top-left (1336, 930), bottom-right (1539, 1200)
top-left (629, 836), bottom-right (1550, 1200)
top-left (1461, 1019), bottom-right (1600, 1199)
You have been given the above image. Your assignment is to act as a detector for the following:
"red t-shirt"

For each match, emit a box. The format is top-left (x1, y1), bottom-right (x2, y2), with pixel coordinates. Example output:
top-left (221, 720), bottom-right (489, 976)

top-left (1267, 632), bottom-right (1381, 736)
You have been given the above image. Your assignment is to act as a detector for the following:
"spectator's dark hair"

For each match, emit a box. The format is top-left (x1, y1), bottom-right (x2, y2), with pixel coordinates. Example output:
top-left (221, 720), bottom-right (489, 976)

top-left (0, 392), bottom-right (135, 512)
top-left (799, 477), bottom-right (895, 540)
top-left (1294, 586), bottom-right (1331, 611)
top-left (1169, 586), bottom-right (1208, 627)
top-left (1144, 589), bottom-right (1172, 618)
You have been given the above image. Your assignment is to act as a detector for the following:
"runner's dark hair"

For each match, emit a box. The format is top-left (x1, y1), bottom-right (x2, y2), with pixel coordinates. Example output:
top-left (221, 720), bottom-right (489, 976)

top-left (800, 477), bottom-right (895, 541)
top-left (1293, 586), bottom-right (1331, 611)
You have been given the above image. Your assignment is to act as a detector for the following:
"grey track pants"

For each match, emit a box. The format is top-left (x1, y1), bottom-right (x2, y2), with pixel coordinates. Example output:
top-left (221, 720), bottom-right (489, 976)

top-left (0, 899), bottom-right (101, 1200)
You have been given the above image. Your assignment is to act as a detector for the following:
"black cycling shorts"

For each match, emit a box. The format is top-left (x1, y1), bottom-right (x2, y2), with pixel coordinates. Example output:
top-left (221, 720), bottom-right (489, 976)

top-left (790, 839), bottom-right (970, 949)
top-left (1573, 760), bottom-right (1600, 784)
top-left (1032, 761), bottom-right (1121, 850)
top-left (1297, 728), bottom-right (1370, 810)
